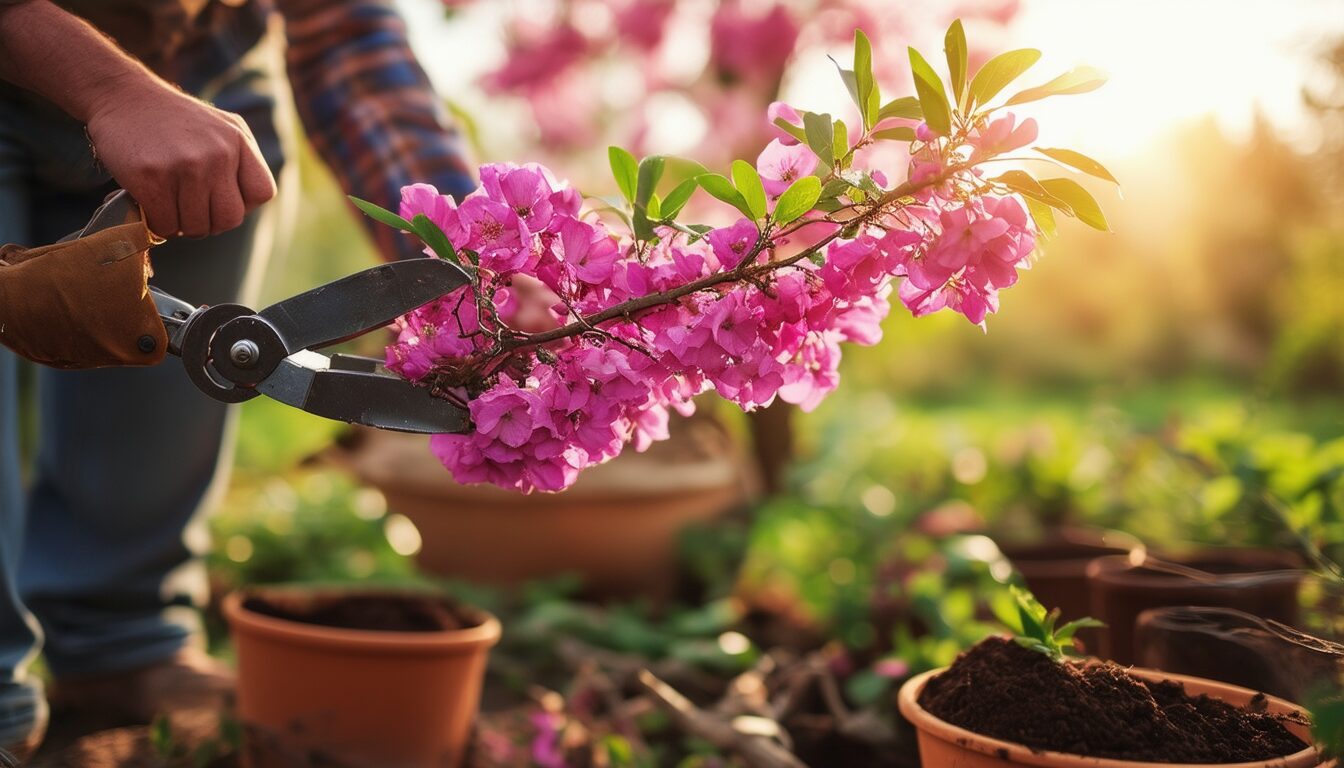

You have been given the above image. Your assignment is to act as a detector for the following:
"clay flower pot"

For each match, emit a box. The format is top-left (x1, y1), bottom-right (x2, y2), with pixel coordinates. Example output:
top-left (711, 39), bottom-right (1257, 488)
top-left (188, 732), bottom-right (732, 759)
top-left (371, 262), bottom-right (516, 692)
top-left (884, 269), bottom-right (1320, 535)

top-left (898, 666), bottom-right (1322, 767)
top-left (998, 527), bottom-right (1144, 650)
top-left (224, 587), bottom-right (500, 768)
top-left (1135, 606), bottom-right (1344, 702)
top-left (1086, 549), bottom-right (1303, 664)
top-left (341, 412), bottom-right (752, 598)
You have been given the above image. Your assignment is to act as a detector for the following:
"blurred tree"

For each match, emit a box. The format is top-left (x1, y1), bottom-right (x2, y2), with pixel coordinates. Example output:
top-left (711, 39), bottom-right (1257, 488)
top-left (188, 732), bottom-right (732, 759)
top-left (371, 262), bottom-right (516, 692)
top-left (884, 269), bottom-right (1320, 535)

top-left (1304, 35), bottom-right (1344, 206)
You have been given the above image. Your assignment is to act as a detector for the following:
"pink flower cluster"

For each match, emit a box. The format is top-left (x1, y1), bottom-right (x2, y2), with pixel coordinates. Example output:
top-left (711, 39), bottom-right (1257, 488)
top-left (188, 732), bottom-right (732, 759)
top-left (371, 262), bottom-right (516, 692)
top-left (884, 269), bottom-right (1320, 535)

top-left (386, 105), bottom-right (1042, 492)
top-left (458, 0), bottom-right (1016, 165)
top-left (386, 164), bottom-right (889, 492)
top-left (894, 114), bottom-right (1039, 324)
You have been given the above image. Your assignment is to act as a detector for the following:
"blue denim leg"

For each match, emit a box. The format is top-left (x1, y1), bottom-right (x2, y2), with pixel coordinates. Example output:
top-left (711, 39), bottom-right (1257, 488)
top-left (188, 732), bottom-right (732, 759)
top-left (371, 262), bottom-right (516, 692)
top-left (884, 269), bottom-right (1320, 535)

top-left (1, 44), bottom-right (283, 679)
top-left (0, 351), bottom-right (44, 745)
top-left (20, 202), bottom-right (264, 677)
top-left (0, 119), bottom-right (46, 744)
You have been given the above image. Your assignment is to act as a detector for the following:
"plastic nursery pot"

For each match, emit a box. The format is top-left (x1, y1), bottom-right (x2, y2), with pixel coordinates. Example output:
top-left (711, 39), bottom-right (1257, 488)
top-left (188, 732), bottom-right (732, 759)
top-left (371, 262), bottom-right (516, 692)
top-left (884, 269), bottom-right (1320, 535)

top-left (223, 587), bottom-right (500, 768)
top-left (897, 666), bottom-right (1322, 768)
top-left (1086, 549), bottom-right (1304, 665)
top-left (340, 412), bottom-right (753, 599)
top-left (1135, 606), bottom-right (1344, 702)
top-left (998, 527), bottom-right (1144, 652)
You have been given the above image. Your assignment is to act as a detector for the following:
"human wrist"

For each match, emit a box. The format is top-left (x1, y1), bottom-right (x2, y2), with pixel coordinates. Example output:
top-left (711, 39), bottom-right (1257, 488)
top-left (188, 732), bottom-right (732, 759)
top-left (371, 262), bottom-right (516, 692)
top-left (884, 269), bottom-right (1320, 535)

top-left (0, 0), bottom-right (168, 124)
top-left (80, 66), bottom-right (174, 126)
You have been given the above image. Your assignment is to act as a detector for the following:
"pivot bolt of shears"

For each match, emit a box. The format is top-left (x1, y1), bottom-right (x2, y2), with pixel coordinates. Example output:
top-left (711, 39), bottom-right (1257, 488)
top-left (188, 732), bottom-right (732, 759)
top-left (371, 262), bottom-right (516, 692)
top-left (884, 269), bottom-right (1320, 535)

top-left (229, 340), bottom-right (261, 369)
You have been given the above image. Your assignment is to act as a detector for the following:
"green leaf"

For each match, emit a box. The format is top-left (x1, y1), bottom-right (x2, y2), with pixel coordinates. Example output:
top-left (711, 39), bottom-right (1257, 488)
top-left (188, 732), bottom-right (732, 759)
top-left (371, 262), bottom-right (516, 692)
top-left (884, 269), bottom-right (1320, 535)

top-left (150, 715), bottom-right (175, 758)
top-left (877, 96), bottom-right (922, 123)
top-left (635, 155), bottom-right (665, 207)
top-left (830, 57), bottom-right (862, 113)
top-left (854, 29), bottom-right (879, 129)
top-left (1040, 177), bottom-right (1110, 231)
top-left (820, 178), bottom-right (851, 199)
top-left (697, 173), bottom-right (754, 220)
top-left (872, 126), bottom-right (916, 143)
top-left (731, 159), bottom-right (768, 220)
top-left (945, 19), bottom-right (968, 109)
top-left (646, 193), bottom-right (662, 220)
top-left (660, 177), bottom-right (699, 220)
top-left (1056, 617), bottom-right (1106, 643)
top-left (608, 146), bottom-right (639, 204)
top-left (410, 214), bottom-right (460, 264)
top-left (631, 155), bottom-right (666, 241)
top-left (773, 117), bottom-right (808, 144)
top-left (773, 176), bottom-right (822, 225)
top-left (802, 111), bottom-right (835, 170)
top-left (908, 47), bottom-right (952, 136)
top-left (832, 119), bottom-right (849, 168)
top-left (1006, 66), bottom-right (1107, 106)
top-left (1024, 196), bottom-right (1057, 240)
top-left (968, 48), bottom-right (1041, 109)
top-left (1033, 147), bottom-right (1119, 184)
top-left (993, 170), bottom-right (1073, 213)
top-left (349, 196), bottom-right (414, 232)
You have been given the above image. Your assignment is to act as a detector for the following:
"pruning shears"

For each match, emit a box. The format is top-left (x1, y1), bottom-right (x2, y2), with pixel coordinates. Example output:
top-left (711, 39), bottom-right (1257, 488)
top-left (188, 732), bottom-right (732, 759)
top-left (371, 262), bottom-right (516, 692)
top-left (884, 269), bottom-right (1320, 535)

top-left (90, 190), bottom-right (472, 434)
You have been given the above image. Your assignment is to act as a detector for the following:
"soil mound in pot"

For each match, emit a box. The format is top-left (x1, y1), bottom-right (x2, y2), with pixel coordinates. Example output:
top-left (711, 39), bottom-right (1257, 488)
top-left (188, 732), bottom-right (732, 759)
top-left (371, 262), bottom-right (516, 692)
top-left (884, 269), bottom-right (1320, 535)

top-left (917, 636), bottom-right (1308, 762)
top-left (242, 592), bottom-right (480, 633)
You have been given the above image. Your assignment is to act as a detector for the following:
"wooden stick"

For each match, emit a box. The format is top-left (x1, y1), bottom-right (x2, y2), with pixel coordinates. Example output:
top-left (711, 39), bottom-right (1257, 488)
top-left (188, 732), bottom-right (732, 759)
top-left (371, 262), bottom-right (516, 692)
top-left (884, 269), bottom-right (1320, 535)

top-left (637, 670), bottom-right (808, 768)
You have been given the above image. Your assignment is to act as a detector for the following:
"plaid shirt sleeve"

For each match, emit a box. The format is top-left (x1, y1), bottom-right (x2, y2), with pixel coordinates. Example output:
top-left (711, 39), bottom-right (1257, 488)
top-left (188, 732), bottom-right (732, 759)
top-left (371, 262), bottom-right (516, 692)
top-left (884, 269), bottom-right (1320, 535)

top-left (275, 0), bottom-right (477, 261)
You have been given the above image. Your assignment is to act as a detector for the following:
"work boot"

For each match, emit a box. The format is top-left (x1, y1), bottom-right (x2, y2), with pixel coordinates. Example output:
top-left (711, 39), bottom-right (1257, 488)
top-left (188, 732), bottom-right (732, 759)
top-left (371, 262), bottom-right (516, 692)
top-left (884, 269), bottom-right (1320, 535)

top-left (49, 647), bottom-right (233, 727)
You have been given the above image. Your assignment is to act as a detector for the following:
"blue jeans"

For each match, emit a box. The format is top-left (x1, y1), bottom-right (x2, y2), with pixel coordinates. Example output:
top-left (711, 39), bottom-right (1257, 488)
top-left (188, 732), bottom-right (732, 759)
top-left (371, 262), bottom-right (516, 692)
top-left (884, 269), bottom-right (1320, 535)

top-left (0, 62), bottom-right (283, 742)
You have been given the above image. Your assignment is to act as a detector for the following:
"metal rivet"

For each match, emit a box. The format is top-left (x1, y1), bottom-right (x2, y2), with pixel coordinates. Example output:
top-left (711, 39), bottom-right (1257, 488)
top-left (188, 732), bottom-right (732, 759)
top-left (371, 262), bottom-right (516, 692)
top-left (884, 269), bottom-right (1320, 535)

top-left (230, 340), bottom-right (260, 368)
top-left (137, 335), bottom-right (157, 354)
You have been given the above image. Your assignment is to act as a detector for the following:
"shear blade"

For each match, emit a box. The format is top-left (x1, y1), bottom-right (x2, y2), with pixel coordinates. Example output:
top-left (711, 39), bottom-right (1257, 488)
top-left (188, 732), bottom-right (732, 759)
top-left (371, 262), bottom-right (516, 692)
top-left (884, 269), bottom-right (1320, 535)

top-left (257, 350), bottom-right (469, 434)
top-left (257, 258), bottom-right (471, 353)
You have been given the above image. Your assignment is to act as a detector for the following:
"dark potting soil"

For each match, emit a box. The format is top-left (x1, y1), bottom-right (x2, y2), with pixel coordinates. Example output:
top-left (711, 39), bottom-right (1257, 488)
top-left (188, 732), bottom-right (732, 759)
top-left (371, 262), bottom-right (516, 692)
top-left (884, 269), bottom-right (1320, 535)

top-left (243, 593), bottom-right (481, 633)
top-left (917, 636), bottom-right (1309, 763)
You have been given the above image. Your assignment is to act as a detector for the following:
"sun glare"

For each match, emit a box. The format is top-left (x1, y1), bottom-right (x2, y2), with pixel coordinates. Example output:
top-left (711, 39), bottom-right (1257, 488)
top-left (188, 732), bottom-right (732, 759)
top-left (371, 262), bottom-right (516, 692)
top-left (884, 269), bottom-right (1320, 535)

top-left (1018, 0), bottom-right (1344, 157)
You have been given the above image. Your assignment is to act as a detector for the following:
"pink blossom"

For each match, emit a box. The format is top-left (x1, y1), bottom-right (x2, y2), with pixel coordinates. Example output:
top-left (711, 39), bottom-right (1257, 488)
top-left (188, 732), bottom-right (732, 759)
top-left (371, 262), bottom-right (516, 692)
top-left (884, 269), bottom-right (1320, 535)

top-left (456, 197), bottom-right (529, 272)
top-left (615, 0), bottom-right (675, 51)
top-left (756, 139), bottom-right (819, 197)
top-left (709, 4), bottom-right (799, 85)
top-left (778, 334), bottom-right (841, 412)
top-left (558, 218), bottom-right (621, 285)
top-left (471, 378), bottom-right (555, 448)
top-left (898, 274), bottom-right (999, 326)
top-left (482, 21), bottom-right (587, 93)
top-left (707, 218), bottom-right (760, 268)
top-left (399, 183), bottom-right (461, 244)
top-left (482, 164), bottom-right (555, 232)
top-left (767, 101), bottom-right (804, 146)
top-left (528, 711), bottom-right (566, 768)
top-left (970, 114), bottom-right (1038, 160)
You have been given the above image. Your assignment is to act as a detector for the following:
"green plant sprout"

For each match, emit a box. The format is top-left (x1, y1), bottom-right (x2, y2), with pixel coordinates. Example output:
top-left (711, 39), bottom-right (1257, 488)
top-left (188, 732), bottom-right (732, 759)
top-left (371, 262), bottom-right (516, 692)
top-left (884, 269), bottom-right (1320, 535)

top-left (1307, 679), bottom-right (1344, 759)
top-left (1009, 585), bottom-right (1104, 662)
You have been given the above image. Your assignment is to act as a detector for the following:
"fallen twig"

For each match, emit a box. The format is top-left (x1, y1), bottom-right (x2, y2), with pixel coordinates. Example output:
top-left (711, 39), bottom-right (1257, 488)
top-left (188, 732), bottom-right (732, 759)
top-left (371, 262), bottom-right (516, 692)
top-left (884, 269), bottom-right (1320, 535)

top-left (637, 669), bottom-right (808, 768)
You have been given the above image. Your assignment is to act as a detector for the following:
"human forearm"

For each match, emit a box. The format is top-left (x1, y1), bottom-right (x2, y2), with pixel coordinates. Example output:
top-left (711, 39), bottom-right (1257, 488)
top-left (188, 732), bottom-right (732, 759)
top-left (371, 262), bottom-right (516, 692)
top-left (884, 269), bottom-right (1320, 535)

top-left (0, 0), bottom-right (275, 237)
top-left (0, 0), bottom-right (161, 123)
top-left (277, 0), bottom-right (477, 260)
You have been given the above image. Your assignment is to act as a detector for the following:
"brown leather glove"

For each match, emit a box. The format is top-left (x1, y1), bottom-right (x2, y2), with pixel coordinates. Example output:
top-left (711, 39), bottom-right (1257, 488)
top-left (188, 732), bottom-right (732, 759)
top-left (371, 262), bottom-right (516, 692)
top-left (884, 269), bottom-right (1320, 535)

top-left (0, 199), bottom-right (167, 369)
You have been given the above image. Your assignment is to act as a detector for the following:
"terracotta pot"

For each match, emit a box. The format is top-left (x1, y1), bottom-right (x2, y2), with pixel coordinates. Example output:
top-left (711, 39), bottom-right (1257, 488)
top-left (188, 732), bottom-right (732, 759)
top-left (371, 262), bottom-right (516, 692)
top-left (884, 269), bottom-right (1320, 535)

top-left (224, 587), bottom-right (500, 768)
top-left (1135, 606), bottom-right (1344, 702)
top-left (998, 528), bottom-right (1144, 652)
top-left (1086, 549), bottom-right (1303, 665)
top-left (898, 666), bottom-right (1321, 767)
top-left (341, 413), bottom-right (752, 598)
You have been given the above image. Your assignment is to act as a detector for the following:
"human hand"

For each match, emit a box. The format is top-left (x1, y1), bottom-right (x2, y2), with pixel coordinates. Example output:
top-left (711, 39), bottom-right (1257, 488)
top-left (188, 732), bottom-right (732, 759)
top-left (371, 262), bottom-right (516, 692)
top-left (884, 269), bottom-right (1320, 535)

top-left (85, 81), bottom-right (276, 238)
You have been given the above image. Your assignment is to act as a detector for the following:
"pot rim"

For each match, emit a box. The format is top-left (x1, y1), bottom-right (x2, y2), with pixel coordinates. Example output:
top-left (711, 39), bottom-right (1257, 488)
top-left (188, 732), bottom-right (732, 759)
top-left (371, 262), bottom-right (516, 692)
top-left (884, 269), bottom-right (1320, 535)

top-left (1085, 554), bottom-right (1305, 588)
top-left (223, 588), bottom-right (502, 655)
top-left (897, 666), bottom-right (1320, 768)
